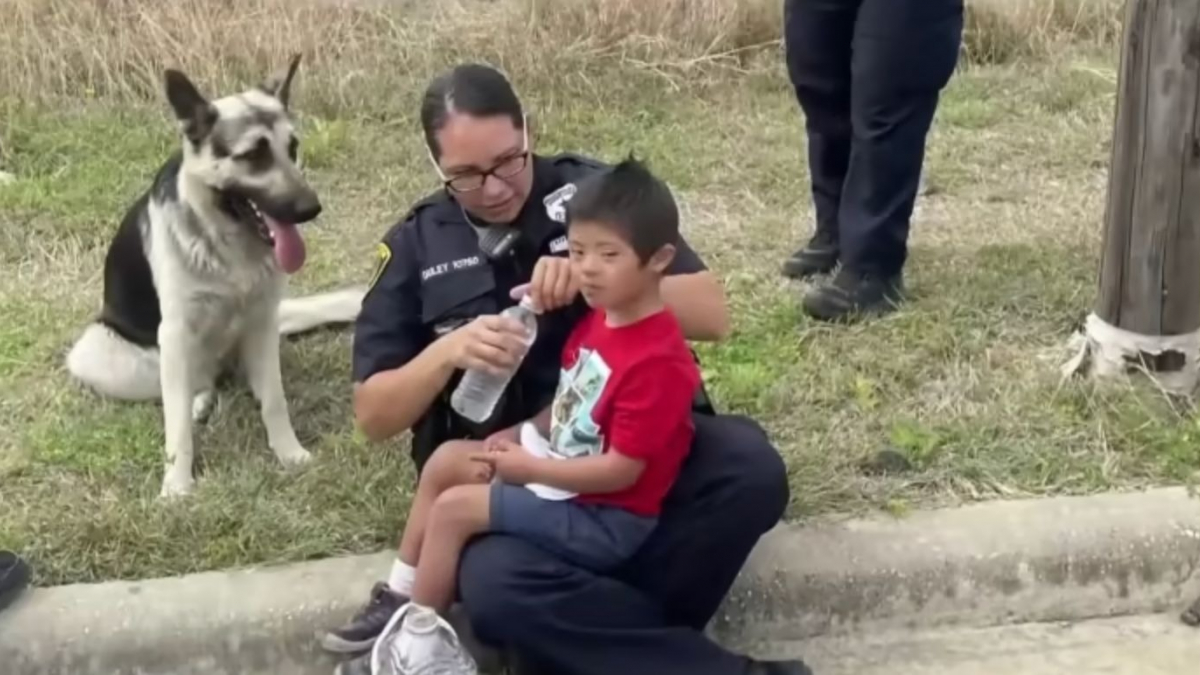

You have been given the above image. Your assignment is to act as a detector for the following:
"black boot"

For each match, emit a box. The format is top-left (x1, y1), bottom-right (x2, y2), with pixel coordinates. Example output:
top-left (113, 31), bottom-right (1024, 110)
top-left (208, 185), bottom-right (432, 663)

top-left (802, 267), bottom-right (905, 323)
top-left (781, 228), bottom-right (839, 279)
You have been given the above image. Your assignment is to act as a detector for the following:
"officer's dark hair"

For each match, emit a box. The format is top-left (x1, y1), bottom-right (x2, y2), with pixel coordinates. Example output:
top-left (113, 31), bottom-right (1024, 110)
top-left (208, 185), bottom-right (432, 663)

top-left (421, 63), bottom-right (525, 160)
top-left (566, 155), bottom-right (679, 265)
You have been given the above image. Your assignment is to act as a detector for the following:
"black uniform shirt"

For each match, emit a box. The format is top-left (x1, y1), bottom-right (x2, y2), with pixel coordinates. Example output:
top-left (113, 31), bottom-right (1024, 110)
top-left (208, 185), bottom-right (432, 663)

top-left (352, 152), bottom-right (707, 463)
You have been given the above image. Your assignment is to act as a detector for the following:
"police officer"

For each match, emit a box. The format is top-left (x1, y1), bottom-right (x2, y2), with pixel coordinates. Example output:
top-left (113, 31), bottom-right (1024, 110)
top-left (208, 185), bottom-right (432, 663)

top-left (341, 63), bottom-right (806, 675)
top-left (780, 0), bottom-right (964, 322)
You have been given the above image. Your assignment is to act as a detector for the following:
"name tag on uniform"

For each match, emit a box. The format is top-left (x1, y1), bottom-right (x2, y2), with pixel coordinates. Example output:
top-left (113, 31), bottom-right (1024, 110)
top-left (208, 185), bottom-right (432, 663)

top-left (548, 235), bottom-right (569, 254)
top-left (421, 255), bottom-right (483, 282)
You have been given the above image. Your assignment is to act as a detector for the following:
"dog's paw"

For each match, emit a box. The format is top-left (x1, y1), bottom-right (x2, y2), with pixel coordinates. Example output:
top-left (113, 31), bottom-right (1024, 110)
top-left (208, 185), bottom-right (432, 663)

top-left (159, 467), bottom-right (196, 498)
top-left (275, 443), bottom-right (312, 467)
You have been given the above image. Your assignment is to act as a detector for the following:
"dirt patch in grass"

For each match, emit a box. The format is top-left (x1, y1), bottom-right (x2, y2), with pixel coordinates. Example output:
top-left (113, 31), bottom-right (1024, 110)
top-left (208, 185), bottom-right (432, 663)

top-left (5, 0), bottom-right (1193, 587)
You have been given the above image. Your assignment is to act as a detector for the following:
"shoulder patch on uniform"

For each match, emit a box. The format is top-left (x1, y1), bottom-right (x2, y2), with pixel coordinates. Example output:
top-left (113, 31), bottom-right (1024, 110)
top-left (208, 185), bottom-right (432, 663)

top-left (368, 242), bottom-right (392, 292)
top-left (543, 183), bottom-right (577, 223)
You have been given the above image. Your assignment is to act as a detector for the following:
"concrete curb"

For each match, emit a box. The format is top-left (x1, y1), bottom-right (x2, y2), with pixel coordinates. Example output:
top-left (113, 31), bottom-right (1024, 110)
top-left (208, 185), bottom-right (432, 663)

top-left (3, 488), bottom-right (1200, 674)
top-left (711, 486), bottom-right (1200, 650)
top-left (0, 551), bottom-right (394, 675)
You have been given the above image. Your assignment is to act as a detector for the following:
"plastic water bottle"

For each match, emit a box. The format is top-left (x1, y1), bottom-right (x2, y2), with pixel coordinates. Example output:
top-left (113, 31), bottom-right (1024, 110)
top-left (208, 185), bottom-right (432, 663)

top-left (450, 294), bottom-right (540, 423)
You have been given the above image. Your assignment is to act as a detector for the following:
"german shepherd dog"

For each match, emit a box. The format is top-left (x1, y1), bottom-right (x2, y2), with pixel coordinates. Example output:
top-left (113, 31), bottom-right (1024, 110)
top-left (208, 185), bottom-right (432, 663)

top-left (65, 55), bottom-right (365, 498)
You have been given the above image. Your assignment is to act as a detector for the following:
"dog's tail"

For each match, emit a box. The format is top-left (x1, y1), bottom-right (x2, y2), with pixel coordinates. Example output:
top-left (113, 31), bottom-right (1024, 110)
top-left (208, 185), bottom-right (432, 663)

top-left (278, 286), bottom-right (366, 337)
top-left (66, 323), bottom-right (162, 401)
top-left (65, 288), bottom-right (363, 399)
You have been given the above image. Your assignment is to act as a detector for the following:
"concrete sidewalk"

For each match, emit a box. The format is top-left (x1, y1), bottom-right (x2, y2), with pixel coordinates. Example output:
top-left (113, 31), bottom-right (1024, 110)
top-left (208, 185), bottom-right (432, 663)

top-left (3, 487), bottom-right (1200, 674)
top-left (765, 613), bottom-right (1200, 674)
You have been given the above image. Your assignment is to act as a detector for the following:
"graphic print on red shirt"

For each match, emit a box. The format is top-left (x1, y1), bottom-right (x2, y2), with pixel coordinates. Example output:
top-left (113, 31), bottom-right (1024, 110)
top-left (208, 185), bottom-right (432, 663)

top-left (547, 308), bottom-right (701, 517)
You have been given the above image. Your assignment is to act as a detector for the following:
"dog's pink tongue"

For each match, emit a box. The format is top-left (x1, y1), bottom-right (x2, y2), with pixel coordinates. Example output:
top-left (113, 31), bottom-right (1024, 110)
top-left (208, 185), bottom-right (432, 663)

top-left (266, 217), bottom-right (306, 274)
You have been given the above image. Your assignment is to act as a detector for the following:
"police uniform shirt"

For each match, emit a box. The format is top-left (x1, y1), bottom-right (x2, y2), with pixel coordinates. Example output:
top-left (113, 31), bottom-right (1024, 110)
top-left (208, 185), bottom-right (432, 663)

top-left (352, 152), bottom-right (708, 437)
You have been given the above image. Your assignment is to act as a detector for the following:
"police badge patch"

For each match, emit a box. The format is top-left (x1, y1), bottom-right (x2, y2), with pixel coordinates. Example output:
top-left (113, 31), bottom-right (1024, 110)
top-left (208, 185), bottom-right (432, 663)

top-left (543, 183), bottom-right (577, 223)
top-left (368, 242), bottom-right (392, 292)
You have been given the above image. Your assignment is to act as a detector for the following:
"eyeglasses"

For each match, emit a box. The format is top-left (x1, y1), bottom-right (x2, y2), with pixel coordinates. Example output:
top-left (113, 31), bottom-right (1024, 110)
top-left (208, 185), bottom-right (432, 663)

top-left (427, 118), bottom-right (530, 193)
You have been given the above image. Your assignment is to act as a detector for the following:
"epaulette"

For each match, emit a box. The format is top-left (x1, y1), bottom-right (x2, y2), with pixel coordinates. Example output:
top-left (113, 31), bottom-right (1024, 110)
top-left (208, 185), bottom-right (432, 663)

top-left (401, 190), bottom-right (453, 225)
top-left (381, 190), bottom-right (455, 242)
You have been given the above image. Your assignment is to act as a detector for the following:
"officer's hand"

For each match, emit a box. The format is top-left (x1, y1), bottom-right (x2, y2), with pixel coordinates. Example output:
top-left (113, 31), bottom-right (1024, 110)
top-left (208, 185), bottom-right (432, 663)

top-left (446, 315), bottom-right (531, 376)
top-left (520, 256), bottom-right (579, 312)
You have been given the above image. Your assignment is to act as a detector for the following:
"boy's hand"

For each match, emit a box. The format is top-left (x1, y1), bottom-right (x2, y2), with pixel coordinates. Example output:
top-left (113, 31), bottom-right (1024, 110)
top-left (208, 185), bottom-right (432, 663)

top-left (512, 255), bottom-right (580, 313)
top-left (471, 440), bottom-right (540, 485)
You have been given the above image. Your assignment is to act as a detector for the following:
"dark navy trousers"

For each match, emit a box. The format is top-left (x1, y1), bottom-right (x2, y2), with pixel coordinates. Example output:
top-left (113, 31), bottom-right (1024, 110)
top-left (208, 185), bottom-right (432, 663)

top-left (785, 0), bottom-right (964, 277)
top-left (458, 413), bottom-right (790, 675)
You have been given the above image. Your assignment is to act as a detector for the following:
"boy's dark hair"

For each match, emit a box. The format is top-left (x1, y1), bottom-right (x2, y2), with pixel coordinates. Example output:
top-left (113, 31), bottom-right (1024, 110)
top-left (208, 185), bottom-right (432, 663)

top-left (565, 155), bottom-right (679, 264)
top-left (421, 64), bottom-right (524, 160)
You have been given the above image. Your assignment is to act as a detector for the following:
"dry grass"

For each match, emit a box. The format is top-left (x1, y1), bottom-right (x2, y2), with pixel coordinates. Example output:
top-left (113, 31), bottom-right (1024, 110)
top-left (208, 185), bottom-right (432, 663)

top-left (966, 0), bottom-right (1124, 64)
top-left (0, 0), bottom-right (784, 115)
top-left (0, 0), bottom-right (1122, 114)
top-left (5, 0), bottom-right (1193, 588)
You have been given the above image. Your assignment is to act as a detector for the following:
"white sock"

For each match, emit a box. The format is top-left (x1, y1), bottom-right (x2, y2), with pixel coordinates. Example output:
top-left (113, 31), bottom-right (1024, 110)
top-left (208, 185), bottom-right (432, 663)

top-left (388, 559), bottom-right (416, 596)
top-left (403, 602), bottom-right (439, 632)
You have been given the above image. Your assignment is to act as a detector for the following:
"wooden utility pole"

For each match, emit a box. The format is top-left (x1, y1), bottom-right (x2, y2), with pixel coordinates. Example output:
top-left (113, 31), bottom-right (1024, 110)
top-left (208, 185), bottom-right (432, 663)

top-left (1066, 0), bottom-right (1200, 395)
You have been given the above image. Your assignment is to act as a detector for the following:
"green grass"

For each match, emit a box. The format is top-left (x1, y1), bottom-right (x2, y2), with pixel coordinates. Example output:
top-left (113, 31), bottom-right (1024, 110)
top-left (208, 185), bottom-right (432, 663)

top-left (4, 45), bottom-right (1198, 587)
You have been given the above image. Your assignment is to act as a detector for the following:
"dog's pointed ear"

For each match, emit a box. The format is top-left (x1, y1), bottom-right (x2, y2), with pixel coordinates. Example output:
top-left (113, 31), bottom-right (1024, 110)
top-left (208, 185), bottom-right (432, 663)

top-left (261, 53), bottom-right (303, 109)
top-left (164, 69), bottom-right (217, 144)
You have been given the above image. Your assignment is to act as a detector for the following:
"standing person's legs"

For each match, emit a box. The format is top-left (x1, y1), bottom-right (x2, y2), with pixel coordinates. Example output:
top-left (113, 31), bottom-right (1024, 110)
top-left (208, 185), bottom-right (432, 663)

top-left (781, 0), bottom-right (859, 280)
top-left (802, 0), bottom-right (964, 322)
top-left (458, 413), bottom-right (799, 675)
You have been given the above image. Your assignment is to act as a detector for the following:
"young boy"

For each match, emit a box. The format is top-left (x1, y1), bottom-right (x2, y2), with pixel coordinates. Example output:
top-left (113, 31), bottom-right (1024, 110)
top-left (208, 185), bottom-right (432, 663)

top-left (324, 157), bottom-right (703, 674)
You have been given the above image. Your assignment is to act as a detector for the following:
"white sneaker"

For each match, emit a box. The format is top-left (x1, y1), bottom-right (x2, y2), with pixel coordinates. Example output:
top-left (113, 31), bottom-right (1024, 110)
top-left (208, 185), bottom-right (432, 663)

top-left (371, 603), bottom-right (478, 675)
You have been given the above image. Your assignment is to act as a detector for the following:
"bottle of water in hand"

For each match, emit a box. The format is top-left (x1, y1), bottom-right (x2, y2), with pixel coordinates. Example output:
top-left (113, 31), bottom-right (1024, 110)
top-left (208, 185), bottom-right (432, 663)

top-left (451, 294), bottom-right (540, 424)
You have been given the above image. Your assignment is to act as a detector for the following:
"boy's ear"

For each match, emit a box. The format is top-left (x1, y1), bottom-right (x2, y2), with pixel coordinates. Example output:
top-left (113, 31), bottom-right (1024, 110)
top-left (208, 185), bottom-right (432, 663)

top-left (648, 243), bottom-right (676, 274)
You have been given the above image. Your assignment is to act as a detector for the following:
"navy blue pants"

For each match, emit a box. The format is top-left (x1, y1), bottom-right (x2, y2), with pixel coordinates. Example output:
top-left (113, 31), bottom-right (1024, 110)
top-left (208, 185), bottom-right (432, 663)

top-left (785, 0), bottom-right (964, 277)
top-left (458, 414), bottom-right (789, 675)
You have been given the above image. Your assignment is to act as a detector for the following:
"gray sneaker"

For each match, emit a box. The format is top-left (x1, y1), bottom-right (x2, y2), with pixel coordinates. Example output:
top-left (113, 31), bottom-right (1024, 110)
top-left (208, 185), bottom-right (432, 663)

top-left (371, 603), bottom-right (478, 675)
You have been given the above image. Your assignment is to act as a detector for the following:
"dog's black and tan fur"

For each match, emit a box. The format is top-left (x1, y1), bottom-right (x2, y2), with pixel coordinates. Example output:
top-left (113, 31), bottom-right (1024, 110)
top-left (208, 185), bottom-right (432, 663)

top-left (66, 55), bottom-right (365, 497)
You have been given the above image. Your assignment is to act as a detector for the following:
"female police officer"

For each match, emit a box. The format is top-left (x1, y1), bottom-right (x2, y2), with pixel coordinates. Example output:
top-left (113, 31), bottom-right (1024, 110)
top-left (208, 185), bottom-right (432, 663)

top-left (335, 63), bottom-right (807, 675)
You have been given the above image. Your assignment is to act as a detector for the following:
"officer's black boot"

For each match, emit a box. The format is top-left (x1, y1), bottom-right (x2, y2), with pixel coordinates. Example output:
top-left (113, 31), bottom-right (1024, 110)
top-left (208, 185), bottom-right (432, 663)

top-left (802, 266), bottom-right (905, 323)
top-left (781, 227), bottom-right (839, 279)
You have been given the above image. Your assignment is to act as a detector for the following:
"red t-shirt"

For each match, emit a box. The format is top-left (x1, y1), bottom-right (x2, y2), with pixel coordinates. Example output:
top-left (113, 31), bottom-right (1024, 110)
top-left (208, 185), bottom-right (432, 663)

top-left (547, 307), bottom-right (701, 517)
